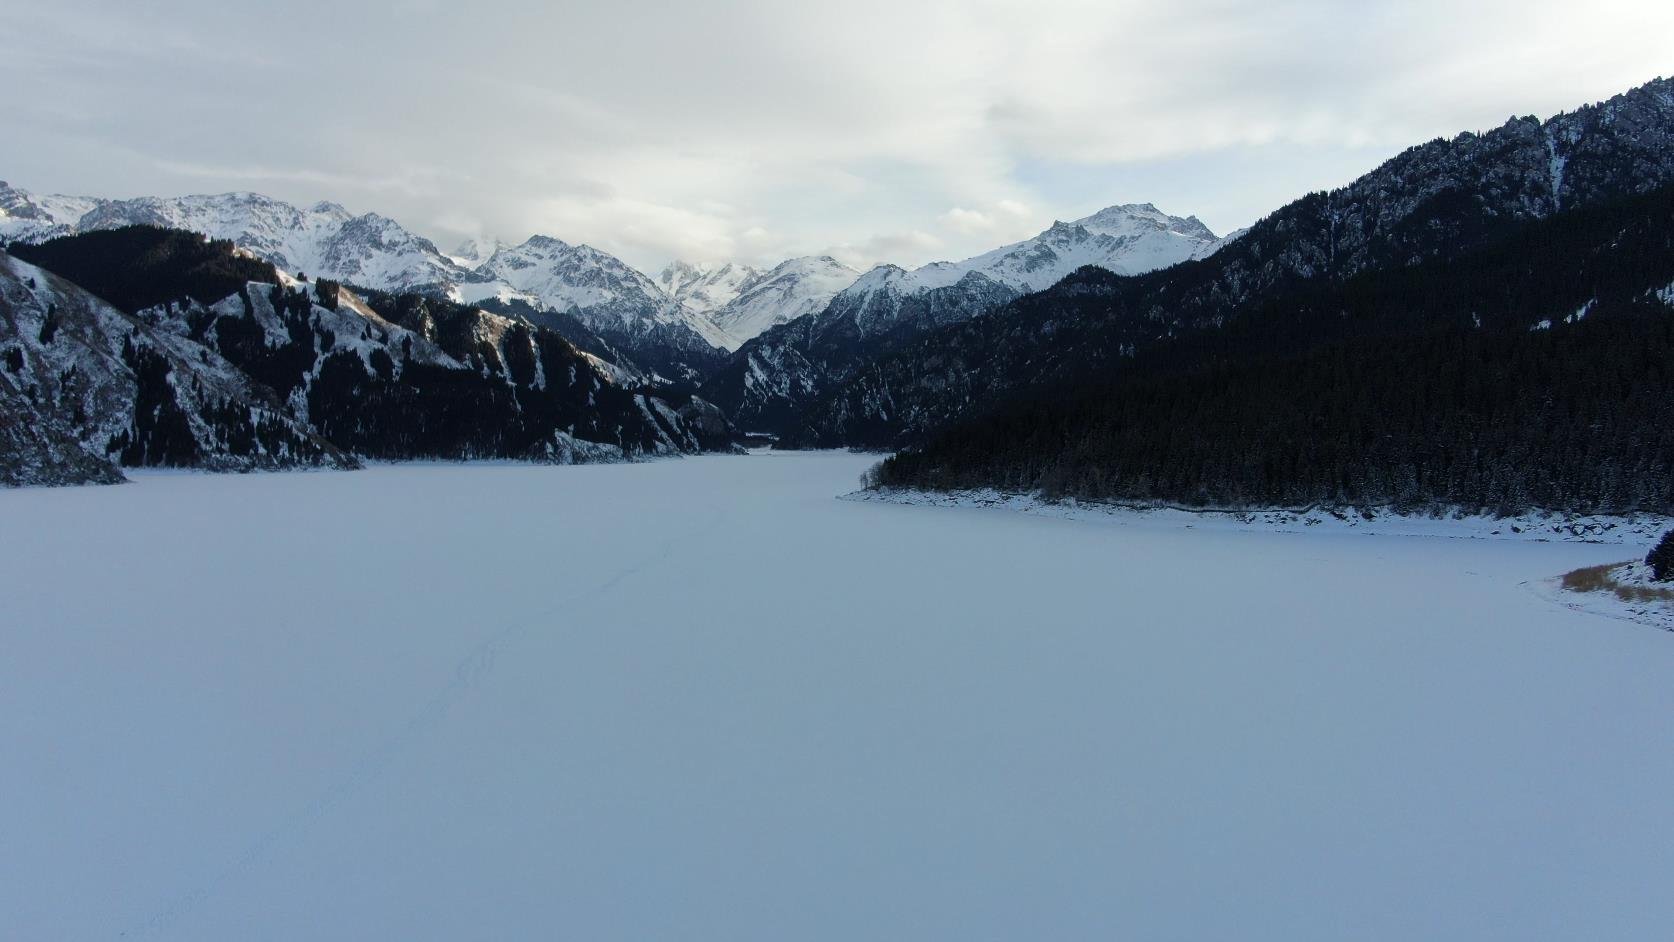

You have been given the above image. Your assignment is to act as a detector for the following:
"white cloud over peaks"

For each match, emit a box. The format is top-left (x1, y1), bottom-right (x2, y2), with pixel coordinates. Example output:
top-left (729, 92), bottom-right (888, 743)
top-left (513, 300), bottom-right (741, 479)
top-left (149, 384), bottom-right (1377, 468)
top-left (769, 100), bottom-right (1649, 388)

top-left (940, 208), bottom-right (1000, 235)
top-left (940, 200), bottom-right (1033, 237)
top-left (2, 0), bottom-right (1671, 273)
top-left (824, 231), bottom-right (947, 274)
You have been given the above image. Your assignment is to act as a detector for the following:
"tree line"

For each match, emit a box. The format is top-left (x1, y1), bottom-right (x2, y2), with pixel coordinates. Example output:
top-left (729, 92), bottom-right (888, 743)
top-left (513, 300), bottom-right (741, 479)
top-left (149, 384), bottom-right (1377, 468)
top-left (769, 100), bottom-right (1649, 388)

top-left (872, 184), bottom-right (1674, 515)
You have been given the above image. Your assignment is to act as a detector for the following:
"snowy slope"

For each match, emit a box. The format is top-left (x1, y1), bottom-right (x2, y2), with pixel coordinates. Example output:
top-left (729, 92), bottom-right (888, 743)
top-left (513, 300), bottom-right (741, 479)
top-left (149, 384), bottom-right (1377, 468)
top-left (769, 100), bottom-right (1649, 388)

top-left (699, 204), bottom-right (1221, 431)
top-left (711, 255), bottom-right (860, 346)
top-left (0, 251), bottom-right (352, 483)
top-left (828, 203), bottom-right (1223, 337)
top-left (1, 182), bottom-right (734, 379)
top-left (3, 451), bottom-right (1671, 939)
top-left (469, 236), bottom-right (669, 315)
top-left (656, 260), bottom-right (763, 317)
top-left (95, 197), bottom-right (467, 290)
top-left (465, 235), bottom-right (736, 352)
top-left (0, 181), bottom-right (103, 244)
top-left (3, 185), bottom-right (472, 293)
top-left (656, 256), bottom-right (863, 349)
top-left (448, 237), bottom-right (501, 269)
top-left (1, 223), bottom-right (737, 484)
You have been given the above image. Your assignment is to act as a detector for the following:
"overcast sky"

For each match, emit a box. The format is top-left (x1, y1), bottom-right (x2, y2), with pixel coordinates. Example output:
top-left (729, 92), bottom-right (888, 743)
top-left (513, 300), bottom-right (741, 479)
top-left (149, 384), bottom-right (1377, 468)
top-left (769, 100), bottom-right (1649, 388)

top-left (3, 1), bottom-right (1669, 273)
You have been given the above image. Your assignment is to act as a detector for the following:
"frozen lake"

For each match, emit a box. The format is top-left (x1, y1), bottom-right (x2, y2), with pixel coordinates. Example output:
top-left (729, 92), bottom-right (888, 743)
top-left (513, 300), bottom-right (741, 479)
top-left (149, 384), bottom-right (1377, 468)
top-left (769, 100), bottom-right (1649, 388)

top-left (3, 452), bottom-right (1672, 940)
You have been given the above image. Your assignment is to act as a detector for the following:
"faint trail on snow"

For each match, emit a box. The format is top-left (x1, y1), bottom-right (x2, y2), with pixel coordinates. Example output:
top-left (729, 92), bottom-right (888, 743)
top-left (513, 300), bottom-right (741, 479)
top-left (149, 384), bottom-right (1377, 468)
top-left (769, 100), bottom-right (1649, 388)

top-left (119, 503), bottom-right (730, 940)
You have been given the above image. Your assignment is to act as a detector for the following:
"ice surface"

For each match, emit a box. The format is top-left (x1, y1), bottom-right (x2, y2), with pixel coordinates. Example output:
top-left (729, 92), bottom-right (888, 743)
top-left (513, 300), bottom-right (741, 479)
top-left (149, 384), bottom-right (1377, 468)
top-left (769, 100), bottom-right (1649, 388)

top-left (3, 452), bottom-right (1672, 940)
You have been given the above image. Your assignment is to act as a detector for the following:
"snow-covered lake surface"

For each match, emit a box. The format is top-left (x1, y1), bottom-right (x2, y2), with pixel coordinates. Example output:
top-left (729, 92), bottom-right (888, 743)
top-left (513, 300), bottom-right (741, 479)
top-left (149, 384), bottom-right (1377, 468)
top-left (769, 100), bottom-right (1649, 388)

top-left (4, 452), bottom-right (1672, 940)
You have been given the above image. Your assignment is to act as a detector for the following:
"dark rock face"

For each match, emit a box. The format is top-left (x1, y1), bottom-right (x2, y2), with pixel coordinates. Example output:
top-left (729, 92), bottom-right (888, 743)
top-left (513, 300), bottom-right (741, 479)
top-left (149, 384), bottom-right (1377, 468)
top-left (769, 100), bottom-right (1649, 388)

top-left (2, 228), bottom-right (736, 486)
top-left (674, 395), bottom-right (745, 454)
top-left (0, 247), bottom-right (351, 486)
top-left (700, 272), bottom-right (1020, 435)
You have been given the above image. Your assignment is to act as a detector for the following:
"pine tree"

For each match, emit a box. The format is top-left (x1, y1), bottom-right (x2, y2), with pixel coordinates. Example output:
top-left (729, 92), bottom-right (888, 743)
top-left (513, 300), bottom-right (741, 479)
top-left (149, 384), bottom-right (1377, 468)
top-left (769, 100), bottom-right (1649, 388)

top-left (1648, 530), bottom-right (1674, 582)
top-left (315, 278), bottom-right (341, 311)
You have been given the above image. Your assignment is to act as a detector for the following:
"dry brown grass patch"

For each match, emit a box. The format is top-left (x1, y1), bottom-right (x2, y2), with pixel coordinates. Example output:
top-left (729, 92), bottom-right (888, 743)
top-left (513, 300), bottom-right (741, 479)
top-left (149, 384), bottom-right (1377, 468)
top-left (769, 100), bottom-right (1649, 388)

top-left (1561, 564), bottom-right (1620, 594)
top-left (1615, 584), bottom-right (1674, 604)
top-left (1560, 563), bottom-right (1674, 604)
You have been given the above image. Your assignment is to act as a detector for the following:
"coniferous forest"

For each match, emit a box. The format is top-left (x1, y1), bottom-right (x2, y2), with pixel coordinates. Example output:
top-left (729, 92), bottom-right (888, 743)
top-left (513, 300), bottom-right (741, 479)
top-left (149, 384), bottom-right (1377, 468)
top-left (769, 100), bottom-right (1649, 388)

top-left (2, 227), bottom-right (727, 480)
top-left (873, 184), bottom-right (1674, 514)
top-left (8, 226), bottom-right (279, 312)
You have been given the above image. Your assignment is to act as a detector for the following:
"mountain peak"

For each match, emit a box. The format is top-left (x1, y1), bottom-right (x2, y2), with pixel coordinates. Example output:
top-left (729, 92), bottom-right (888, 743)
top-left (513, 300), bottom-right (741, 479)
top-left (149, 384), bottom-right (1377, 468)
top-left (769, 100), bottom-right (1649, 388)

top-left (660, 258), bottom-right (703, 279)
top-left (656, 258), bottom-right (764, 324)
top-left (521, 234), bottom-right (573, 250)
top-left (450, 237), bottom-right (500, 268)
top-left (1072, 203), bottom-right (1220, 243)
top-left (835, 201), bottom-right (1219, 305)
top-left (762, 255), bottom-right (857, 275)
top-left (707, 255), bottom-right (861, 346)
top-left (469, 236), bottom-right (736, 351)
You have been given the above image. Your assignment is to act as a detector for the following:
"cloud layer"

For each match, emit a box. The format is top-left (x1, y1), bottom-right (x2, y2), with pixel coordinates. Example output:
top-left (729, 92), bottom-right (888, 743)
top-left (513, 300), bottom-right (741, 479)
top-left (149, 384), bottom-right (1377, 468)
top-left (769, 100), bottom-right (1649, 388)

top-left (3, 0), bottom-right (1669, 271)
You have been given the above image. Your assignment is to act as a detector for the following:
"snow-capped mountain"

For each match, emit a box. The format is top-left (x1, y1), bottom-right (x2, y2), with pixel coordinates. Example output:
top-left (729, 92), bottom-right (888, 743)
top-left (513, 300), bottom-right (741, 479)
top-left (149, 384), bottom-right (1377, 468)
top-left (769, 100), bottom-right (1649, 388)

top-left (3, 183), bottom-right (1217, 398)
top-left (449, 236), bottom-right (501, 269)
top-left (699, 204), bottom-right (1223, 433)
top-left (467, 236), bottom-right (688, 328)
top-left (0, 182), bottom-right (101, 244)
top-left (655, 256), bottom-right (863, 349)
top-left (1, 184), bottom-right (469, 292)
top-left (827, 203), bottom-right (1223, 339)
top-left (710, 256), bottom-right (860, 345)
top-left (2, 227), bottom-right (737, 485)
top-left (657, 260), bottom-right (762, 317)
top-left (1, 183), bottom-right (738, 381)
top-left (459, 235), bottom-right (735, 378)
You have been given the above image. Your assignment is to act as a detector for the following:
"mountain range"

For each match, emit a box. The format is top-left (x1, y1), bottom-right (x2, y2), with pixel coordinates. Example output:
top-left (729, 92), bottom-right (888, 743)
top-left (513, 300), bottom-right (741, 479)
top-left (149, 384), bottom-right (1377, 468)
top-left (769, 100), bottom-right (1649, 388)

top-left (697, 203), bottom-right (1229, 433)
top-left (1, 227), bottom-right (734, 485)
top-left (0, 184), bottom-right (859, 383)
top-left (861, 76), bottom-right (1674, 514)
top-left (0, 180), bottom-right (1223, 399)
top-left (660, 256), bottom-right (864, 345)
top-left (6, 76), bottom-right (1674, 512)
top-left (656, 260), bottom-right (764, 318)
top-left (791, 74), bottom-right (1674, 452)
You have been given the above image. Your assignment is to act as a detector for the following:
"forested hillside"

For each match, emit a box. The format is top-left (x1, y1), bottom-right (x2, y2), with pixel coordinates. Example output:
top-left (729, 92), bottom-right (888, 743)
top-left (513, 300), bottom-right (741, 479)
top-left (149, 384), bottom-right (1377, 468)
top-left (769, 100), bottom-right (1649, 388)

top-left (793, 77), bottom-right (1674, 449)
top-left (699, 203), bottom-right (1222, 434)
top-left (2, 227), bottom-right (734, 485)
top-left (872, 183), bottom-right (1674, 514)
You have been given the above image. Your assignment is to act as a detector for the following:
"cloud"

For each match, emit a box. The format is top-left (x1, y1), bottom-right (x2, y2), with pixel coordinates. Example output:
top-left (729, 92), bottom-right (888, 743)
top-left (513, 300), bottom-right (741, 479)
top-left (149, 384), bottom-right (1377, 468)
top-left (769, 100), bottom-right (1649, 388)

top-left (940, 201), bottom-right (1032, 236)
top-left (148, 160), bottom-right (459, 199)
top-left (2, 0), bottom-right (1670, 273)
top-left (824, 231), bottom-right (946, 272)
top-left (940, 208), bottom-right (999, 235)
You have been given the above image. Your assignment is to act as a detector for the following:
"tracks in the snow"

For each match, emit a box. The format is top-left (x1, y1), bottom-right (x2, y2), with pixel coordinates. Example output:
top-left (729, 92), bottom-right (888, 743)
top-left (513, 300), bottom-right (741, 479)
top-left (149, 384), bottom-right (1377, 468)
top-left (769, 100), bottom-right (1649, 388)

top-left (120, 502), bottom-right (731, 939)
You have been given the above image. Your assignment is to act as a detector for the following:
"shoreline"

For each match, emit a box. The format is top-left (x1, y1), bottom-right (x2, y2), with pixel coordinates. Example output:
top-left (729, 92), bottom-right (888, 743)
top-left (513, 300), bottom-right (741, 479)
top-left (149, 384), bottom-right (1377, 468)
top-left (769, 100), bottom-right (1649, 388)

top-left (846, 486), bottom-right (1674, 545)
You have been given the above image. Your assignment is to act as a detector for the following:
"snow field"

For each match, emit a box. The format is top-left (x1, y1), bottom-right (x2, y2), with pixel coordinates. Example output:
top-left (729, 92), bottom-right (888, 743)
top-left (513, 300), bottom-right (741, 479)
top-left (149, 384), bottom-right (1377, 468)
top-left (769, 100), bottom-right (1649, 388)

top-left (2, 452), bottom-right (1671, 940)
